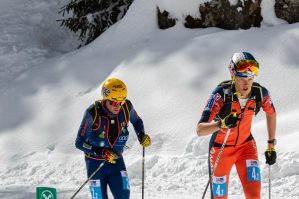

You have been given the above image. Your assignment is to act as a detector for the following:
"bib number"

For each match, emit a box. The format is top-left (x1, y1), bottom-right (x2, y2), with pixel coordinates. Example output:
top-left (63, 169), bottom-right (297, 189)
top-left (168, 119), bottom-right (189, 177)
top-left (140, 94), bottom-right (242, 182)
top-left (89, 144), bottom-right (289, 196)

top-left (212, 176), bottom-right (226, 197)
top-left (121, 171), bottom-right (130, 190)
top-left (246, 159), bottom-right (261, 182)
top-left (90, 180), bottom-right (102, 199)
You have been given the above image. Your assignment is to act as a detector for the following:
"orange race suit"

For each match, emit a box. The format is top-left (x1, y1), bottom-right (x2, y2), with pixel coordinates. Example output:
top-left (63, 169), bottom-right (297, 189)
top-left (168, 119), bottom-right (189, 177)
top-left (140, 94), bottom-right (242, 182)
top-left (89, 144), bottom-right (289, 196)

top-left (198, 80), bottom-right (276, 199)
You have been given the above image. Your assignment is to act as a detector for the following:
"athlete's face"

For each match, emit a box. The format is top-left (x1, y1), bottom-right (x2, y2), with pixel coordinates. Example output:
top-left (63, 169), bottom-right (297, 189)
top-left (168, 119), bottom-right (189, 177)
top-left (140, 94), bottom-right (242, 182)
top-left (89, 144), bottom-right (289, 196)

top-left (234, 76), bottom-right (254, 98)
top-left (106, 100), bottom-right (122, 114)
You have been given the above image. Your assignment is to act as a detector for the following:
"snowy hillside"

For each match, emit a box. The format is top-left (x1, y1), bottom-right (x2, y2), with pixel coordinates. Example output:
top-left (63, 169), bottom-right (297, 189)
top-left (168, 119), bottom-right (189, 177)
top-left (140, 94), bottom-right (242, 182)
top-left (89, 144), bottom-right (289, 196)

top-left (0, 0), bottom-right (299, 198)
top-left (0, 0), bottom-right (79, 93)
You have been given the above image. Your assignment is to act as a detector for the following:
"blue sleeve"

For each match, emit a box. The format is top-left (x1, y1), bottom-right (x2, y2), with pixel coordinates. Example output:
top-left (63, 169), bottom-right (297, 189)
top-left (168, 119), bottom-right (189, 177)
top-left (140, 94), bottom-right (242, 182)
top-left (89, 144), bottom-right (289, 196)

top-left (129, 102), bottom-right (145, 140)
top-left (261, 86), bottom-right (270, 97)
top-left (261, 86), bottom-right (276, 114)
top-left (75, 109), bottom-right (98, 156)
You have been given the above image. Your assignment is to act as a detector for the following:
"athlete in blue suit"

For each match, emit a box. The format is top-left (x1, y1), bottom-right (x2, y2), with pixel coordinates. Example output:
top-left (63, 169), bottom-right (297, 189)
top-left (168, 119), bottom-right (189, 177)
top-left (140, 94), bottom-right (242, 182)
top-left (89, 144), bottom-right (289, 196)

top-left (75, 78), bottom-right (151, 199)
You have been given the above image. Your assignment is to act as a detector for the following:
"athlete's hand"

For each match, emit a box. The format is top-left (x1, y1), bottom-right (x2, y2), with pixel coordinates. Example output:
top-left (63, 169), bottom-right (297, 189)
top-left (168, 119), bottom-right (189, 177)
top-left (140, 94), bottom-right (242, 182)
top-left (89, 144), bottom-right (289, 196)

top-left (219, 113), bottom-right (239, 129)
top-left (99, 148), bottom-right (119, 164)
top-left (93, 146), bottom-right (103, 157)
top-left (139, 134), bottom-right (151, 148)
top-left (265, 147), bottom-right (276, 165)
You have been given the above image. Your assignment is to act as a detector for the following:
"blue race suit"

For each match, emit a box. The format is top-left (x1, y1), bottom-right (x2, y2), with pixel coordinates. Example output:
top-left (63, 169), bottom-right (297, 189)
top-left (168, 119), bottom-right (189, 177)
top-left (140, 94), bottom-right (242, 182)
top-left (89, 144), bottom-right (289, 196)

top-left (75, 99), bottom-right (145, 199)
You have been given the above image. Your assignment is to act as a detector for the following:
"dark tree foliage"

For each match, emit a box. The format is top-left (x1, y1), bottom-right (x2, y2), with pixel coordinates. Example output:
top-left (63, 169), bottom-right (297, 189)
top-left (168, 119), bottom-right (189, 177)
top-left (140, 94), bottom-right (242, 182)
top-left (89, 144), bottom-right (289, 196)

top-left (58, 0), bottom-right (133, 47)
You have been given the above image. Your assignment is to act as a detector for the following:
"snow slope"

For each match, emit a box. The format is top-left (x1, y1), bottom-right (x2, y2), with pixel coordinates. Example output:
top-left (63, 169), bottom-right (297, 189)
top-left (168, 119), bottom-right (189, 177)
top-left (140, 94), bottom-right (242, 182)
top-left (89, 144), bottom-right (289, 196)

top-left (0, 0), bottom-right (299, 198)
top-left (0, 0), bottom-right (79, 93)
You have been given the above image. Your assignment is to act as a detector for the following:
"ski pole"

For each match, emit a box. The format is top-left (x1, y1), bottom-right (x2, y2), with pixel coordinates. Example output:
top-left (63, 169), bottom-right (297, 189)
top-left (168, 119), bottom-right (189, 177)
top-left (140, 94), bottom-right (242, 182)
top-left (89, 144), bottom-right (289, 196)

top-left (202, 129), bottom-right (231, 199)
top-left (70, 161), bottom-right (105, 199)
top-left (269, 165), bottom-right (271, 199)
top-left (142, 147), bottom-right (145, 199)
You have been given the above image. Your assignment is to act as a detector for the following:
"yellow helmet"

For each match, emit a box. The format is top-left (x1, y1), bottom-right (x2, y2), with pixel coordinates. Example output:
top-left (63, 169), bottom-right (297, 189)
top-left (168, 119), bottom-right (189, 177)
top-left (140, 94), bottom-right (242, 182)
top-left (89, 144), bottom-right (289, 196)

top-left (101, 78), bottom-right (127, 102)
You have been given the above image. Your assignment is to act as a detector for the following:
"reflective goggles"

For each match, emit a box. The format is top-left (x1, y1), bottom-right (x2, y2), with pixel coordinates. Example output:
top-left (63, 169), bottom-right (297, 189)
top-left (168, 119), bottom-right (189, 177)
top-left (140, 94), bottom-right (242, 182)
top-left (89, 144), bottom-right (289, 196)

top-left (235, 60), bottom-right (259, 76)
top-left (108, 100), bottom-right (125, 107)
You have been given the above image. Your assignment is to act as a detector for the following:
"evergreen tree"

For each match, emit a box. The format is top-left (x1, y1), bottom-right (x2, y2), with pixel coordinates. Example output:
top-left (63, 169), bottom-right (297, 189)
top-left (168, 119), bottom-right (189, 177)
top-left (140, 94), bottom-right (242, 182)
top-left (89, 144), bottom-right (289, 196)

top-left (58, 0), bottom-right (133, 46)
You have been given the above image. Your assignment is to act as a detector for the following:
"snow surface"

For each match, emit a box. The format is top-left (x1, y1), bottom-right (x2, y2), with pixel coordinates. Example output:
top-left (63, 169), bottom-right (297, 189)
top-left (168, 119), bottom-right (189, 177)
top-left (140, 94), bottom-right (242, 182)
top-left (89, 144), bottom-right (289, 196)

top-left (0, 0), bottom-right (79, 93)
top-left (0, 0), bottom-right (299, 198)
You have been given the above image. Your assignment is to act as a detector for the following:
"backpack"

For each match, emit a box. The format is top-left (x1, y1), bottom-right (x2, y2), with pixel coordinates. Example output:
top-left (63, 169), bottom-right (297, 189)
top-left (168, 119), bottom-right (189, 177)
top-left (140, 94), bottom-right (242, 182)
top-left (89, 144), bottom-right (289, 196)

top-left (217, 80), bottom-right (262, 119)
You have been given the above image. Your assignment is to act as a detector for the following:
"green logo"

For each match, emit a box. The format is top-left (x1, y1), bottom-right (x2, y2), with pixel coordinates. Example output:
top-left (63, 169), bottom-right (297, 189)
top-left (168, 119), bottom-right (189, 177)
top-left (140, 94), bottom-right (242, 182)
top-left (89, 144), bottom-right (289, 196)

top-left (98, 131), bottom-right (105, 138)
top-left (36, 187), bottom-right (57, 199)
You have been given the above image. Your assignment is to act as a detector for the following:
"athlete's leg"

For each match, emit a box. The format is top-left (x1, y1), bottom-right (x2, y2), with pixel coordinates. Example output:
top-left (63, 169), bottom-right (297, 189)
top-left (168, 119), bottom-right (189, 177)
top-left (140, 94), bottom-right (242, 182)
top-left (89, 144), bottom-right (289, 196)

top-left (209, 146), bottom-right (236, 199)
top-left (108, 157), bottom-right (130, 199)
top-left (235, 140), bottom-right (261, 199)
top-left (86, 157), bottom-right (109, 199)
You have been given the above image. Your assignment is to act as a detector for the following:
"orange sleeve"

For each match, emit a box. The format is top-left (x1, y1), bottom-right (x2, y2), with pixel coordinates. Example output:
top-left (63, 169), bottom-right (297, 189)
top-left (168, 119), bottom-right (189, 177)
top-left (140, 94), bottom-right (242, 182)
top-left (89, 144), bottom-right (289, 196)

top-left (199, 89), bottom-right (224, 123)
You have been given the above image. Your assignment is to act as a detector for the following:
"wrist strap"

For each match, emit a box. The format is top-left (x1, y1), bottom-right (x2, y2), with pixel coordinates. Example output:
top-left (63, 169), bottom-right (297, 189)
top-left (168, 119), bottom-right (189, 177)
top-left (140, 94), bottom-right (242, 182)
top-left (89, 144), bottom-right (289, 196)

top-left (267, 139), bottom-right (277, 145)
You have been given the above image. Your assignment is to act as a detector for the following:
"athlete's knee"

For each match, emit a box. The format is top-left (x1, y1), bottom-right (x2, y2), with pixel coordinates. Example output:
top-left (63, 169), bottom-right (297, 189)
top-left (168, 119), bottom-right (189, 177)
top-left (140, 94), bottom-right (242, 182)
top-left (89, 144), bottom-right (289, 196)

top-left (245, 191), bottom-right (260, 199)
top-left (121, 190), bottom-right (130, 199)
top-left (112, 189), bottom-right (130, 199)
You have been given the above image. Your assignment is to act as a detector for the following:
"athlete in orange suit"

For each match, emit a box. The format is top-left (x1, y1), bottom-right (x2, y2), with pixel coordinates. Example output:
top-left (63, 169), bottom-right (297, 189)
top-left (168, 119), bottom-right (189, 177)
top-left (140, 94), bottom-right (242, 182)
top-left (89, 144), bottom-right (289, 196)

top-left (197, 52), bottom-right (277, 199)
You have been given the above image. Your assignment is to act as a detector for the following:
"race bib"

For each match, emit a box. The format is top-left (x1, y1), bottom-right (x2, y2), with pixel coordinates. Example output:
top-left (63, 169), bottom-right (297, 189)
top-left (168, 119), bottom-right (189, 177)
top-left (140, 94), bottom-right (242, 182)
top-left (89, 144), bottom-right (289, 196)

top-left (212, 176), bottom-right (226, 197)
top-left (90, 180), bottom-right (102, 199)
top-left (246, 159), bottom-right (261, 182)
top-left (121, 171), bottom-right (130, 190)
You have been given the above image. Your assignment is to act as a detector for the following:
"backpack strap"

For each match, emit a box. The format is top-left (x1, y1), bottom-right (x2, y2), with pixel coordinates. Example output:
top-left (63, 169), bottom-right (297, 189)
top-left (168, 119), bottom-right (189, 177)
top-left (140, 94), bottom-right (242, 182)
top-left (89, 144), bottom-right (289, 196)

top-left (252, 82), bottom-right (263, 115)
top-left (88, 100), bottom-right (103, 130)
top-left (217, 80), bottom-right (234, 119)
top-left (122, 100), bottom-right (132, 124)
top-left (88, 100), bottom-right (133, 131)
top-left (217, 81), bottom-right (263, 119)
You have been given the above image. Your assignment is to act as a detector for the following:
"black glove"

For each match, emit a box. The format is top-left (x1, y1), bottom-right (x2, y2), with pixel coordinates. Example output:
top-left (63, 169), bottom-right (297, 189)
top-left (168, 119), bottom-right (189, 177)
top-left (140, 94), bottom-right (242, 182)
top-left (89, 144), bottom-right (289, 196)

top-left (265, 148), bottom-right (276, 165)
top-left (93, 146), bottom-right (104, 156)
top-left (219, 113), bottom-right (239, 129)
